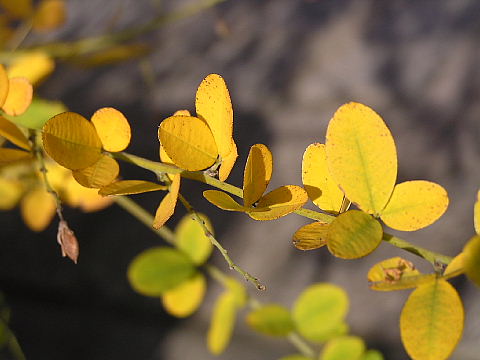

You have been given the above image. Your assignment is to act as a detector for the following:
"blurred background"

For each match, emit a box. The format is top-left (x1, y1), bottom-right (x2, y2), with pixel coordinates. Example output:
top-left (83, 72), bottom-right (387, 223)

top-left (0, 0), bottom-right (480, 358)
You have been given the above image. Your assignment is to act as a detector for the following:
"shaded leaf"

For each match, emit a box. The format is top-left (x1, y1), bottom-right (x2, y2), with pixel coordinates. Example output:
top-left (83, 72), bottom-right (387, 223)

top-left (72, 154), bottom-right (119, 188)
top-left (0, 148), bottom-right (31, 165)
top-left (0, 0), bottom-right (33, 18)
top-left (203, 190), bottom-right (248, 212)
top-left (175, 213), bottom-right (213, 265)
top-left (292, 221), bottom-right (329, 250)
top-left (153, 173), bottom-right (180, 229)
top-left (443, 253), bottom-right (464, 279)
top-left (463, 235), bottom-right (480, 286)
top-left (246, 304), bottom-right (294, 337)
top-left (99, 180), bottom-right (167, 196)
top-left (91, 107), bottom-right (131, 152)
top-left (0, 116), bottom-right (30, 150)
top-left (0, 64), bottom-right (8, 108)
top-left (361, 350), bottom-right (384, 360)
top-left (243, 143), bottom-right (273, 207)
top-left (162, 272), bottom-right (206, 318)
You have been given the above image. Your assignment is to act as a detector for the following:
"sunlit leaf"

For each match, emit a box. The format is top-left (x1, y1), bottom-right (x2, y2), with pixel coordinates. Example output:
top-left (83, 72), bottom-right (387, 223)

top-left (0, 64), bottom-right (8, 108)
top-left (248, 185), bottom-right (308, 221)
top-left (20, 187), bottom-right (56, 231)
top-left (302, 143), bottom-right (344, 213)
top-left (2, 77), bottom-right (33, 116)
top-left (7, 51), bottom-right (55, 85)
top-left (173, 109), bottom-right (191, 116)
top-left (4, 98), bottom-right (67, 129)
top-left (153, 174), bottom-right (180, 229)
top-left (159, 144), bottom-right (174, 164)
top-left (0, 116), bottom-right (30, 150)
top-left (320, 336), bottom-right (365, 360)
top-left (218, 140), bottom-right (237, 181)
top-left (91, 107), bottom-right (131, 152)
top-left (463, 235), bottom-right (480, 286)
top-left (246, 304), bottom-right (294, 337)
top-left (203, 190), bottom-right (248, 212)
top-left (63, 176), bottom-right (113, 212)
top-left (326, 102), bottom-right (397, 215)
top-left (361, 350), bottom-right (384, 360)
top-left (400, 279), bottom-right (464, 360)
top-left (72, 154), bottom-right (119, 188)
top-left (207, 291), bottom-right (237, 355)
top-left (474, 191), bottom-right (480, 235)
top-left (0, 0), bottom-right (33, 18)
top-left (443, 253), bottom-right (464, 279)
top-left (175, 213), bottom-right (213, 265)
top-left (292, 221), bottom-right (329, 250)
top-left (42, 112), bottom-right (102, 170)
top-left (327, 210), bottom-right (383, 259)
top-left (381, 181), bottom-right (448, 231)
top-left (292, 283), bottom-right (349, 343)
top-left (127, 246), bottom-right (196, 296)
top-left (0, 148), bottom-right (31, 165)
top-left (162, 272), bottom-right (206, 318)
top-left (32, 0), bottom-right (66, 31)
top-left (0, 178), bottom-right (22, 209)
top-left (159, 115), bottom-right (218, 171)
top-left (243, 144), bottom-right (272, 207)
top-left (99, 180), bottom-right (167, 196)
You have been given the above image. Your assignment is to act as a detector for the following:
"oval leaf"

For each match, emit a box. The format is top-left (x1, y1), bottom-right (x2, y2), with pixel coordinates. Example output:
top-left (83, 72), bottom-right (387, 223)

top-left (175, 213), bottom-right (213, 265)
top-left (327, 210), bottom-right (383, 259)
top-left (0, 178), bottom-right (22, 210)
top-left (91, 107), bottom-right (131, 152)
top-left (127, 246), bottom-right (195, 296)
top-left (203, 190), bottom-right (247, 212)
top-left (0, 64), bottom-right (8, 108)
top-left (292, 221), bottom-right (329, 250)
top-left (0, 116), bottom-right (30, 150)
top-left (326, 102), bottom-right (397, 215)
top-left (243, 143), bottom-right (273, 207)
top-left (159, 115), bottom-right (218, 171)
top-left (463, 235), bottom-right (480, 286)
top-left (20, 187), bottom-right (56, 232)
top-left (99, 180), bottom-right (167, 196)
top-left (42, 112), bottom-right (102, 170)
top-left (320, 336), bottom-right (365, 360)
top-left (246, 304), bottom-right (294, 337)
top-left (302, 143), bottom-right (344, 213)
top-left (162, 272), bottom-right (206, 318)
top-left (153, 174), bottom-right (180, 229)
top-left (400, 279), bottom-right (464, 360)
top-left (2, 77), bottom-right (33, 116)
top-left (72, 155), bottom-right (119, 188)
top-left (207, 291), bottom-right (238, 355)
top-left (381, 180), bottom-right (449, 231)
top-left (0, 148), bottom-right (32, 165)
top-left (218, 141), bottom-right (238, 181)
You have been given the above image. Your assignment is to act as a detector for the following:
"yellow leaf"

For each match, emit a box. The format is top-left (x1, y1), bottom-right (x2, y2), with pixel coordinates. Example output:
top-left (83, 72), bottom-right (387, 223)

top-left (159, 144), bottom-right (173, 164)
top-left (243, 144), bottom-right (272, 207)
top-left (0, 116), bottom-right (30, 150)
top-left (0, 64), bottom-right (8, 108)
top-left (249, 185), bottom-right (308, 221)
top-left (20, 187), bottom-right (56, 231)
top-left (474, 191), bottom-right (480, 235)
top-left (326, 102), bottom-right (397, 215)
top-left (463, 235), bottom-right (480, 286)
top-left (302, 143), bottom-right (344, 213)
top-left (0, 0), bottom-right (33, 18)
top-left (2, 77), bottom-right (33, 116)
top-left (292, 221), bottom-right (329, 250)
top-left (32, 0), bottom-right (66, 31)
top-left (42, 112), bottom-right (102, 170)
top-left (162, 272), bottom-right (206, 318)
top-left (7, 51), bottom-right (55, 85)
top-left (327, 210), bottom-right (383, 259)
top-left (218, 140), bottom-right (237, 181)
top-left (400, 279), bottom-right (464, 360)
top-left (0, 148), bottom-right (31, 165)
top-left (153, 174), bottom-right (180, 229)
top-left (207, 291), bottom-right (237, 355)
top-left (173, 109), bottom-right (191, 116)
top-left (381, 180), bottom-right (448, 231)
top-left (63, 175), bottom-right (113, 212)
top-left (72, 155), bottom-right (119, 188)
top-left (91, 107), bottom-right (131, 152)
top-left (203, 190), bottom-right (247, 212)
top-left (99, 180), bottom-right (167, 196)
top-left (443, 253), bottom-right (464, 279)
top-left (0, 178), bottom-right (22, 209)
top-left (159, 115), bottom-right (218, 171)
top-left (175, 213), bottom-right (213, 265)
top-left (320, 336), bottom-right (365, 360)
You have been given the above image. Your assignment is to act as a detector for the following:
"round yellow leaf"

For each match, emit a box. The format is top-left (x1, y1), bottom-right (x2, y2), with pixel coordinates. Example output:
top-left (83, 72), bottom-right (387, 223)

top-left (99, 180), bottom-right (167, 196)
top-left (463, 235), bottom-right (480, 286)
top-left (292, 221), bottom-right (329, 250)
top-left (243, 144), bottom-right (273, 207)
top-left (381, 180), bottom-right (449, 231)
top-left (72, 155), bottom-right (119, 188)
top-left (91, 107), bottom-right (131, 152)
top-left (162, 272), bottom-right (206, 318)
top-left (2, 77), bottom-right (33, 116)
top-left (159, 115), bottom-right (218, 171)
top-left (42, 112), bottom-right (102, 170)
top-left (0, 64), bottom-right (8, 108)
top-left (7, 51), bottom-right (55, 85)
top-left (248, 185), bottom-right (308, 221)
top-left (32, 0), bottom-right (66, 31)
top-left (20, 187), bottom-right (56, 232)
top-left (326, 102), bottom-right (397, 215)
top-left (400, 279), bottom-right (464, 360)
top-left (302, 143), bottom-right (344, 213)
top-left (153, 174), bottom-right (180, 229)
top-left (203, 190), bottom-right (247, 212)
top-left (0, 116), bottom-right (30, 150)
top-left (327, 210), bottom-right (383, 259)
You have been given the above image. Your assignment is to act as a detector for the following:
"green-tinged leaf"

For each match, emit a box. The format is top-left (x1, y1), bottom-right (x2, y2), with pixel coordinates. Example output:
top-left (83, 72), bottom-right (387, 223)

top-left (99, 180), bottom-right (167, 196)
top-left (0, 148), bottom-right (31, 165)
top-left (42, 112), bottom-right (102, 170)
top-left (400, 279), bottom-right (464, 360)
top-left (246, 304), bottom-right (294, 337)
top-left (292, 283), bottom-right (349, 343)
top-left (159, 115), bottom-right (218, 171)
top-left (91, 107), bottom-right (131, 152)
top-left (302, 143), bottom-right (344, 213)
top-left (175, 213), bottom-right (213, 265)
top-left (292, 221), bottom-right (329, 250)
top-left (326, 102), bottom-right (397, 215)
top-left (463, 235), bottom-right (480, 286)
top-left (243, 144), bottom-right (273, 207)
top-left (361, 350), bottom-right (384, 360)
top-left (162, 272), bottom-right (206, 318)
top-left (327, 210), bottom-right (382, 259)
top-left (127, 246), bottom-right (195, 296)
top-left (320, 336), bottom-right (365, 360)
top-left (72, 155), bottom-right (119, 188)
top-left (5, 98), bottom-right (67, 129)
top-left (225, 277), bottom-right (247, 308)
top-left (207, 291), bottom-right (238, 355)
top-left (203, 190), bottom-right (248, 212)
top-left (153, 173), bottom-right (180, 229)
top-left (0, 116), bottom-right (30, 150)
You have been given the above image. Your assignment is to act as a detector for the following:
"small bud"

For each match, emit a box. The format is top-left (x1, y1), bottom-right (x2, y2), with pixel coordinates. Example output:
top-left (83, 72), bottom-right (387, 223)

top-left (57, 220), bottom-right (79, 264)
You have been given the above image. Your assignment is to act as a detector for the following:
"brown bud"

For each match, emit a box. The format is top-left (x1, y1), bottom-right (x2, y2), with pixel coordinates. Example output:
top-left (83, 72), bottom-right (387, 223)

top-left (56, 220), bottom-right (79, 264)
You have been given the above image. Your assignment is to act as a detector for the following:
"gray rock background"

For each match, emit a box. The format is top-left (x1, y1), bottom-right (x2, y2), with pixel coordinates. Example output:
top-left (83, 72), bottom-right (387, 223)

top-left (1, 0), bottom-right (479, 359)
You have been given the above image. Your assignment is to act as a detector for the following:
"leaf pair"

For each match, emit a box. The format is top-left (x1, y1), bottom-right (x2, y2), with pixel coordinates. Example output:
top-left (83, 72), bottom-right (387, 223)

top-left (204, 144), bottom-right (308, 221)
top-left (158, 74), bottom-right (237, 180)
top-left (0, 64), bottom-right (33, 117)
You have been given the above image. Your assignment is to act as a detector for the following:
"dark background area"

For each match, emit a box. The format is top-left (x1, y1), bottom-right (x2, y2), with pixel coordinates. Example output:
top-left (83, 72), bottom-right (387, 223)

top-left (1, 0), bottom-right (480, 359)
